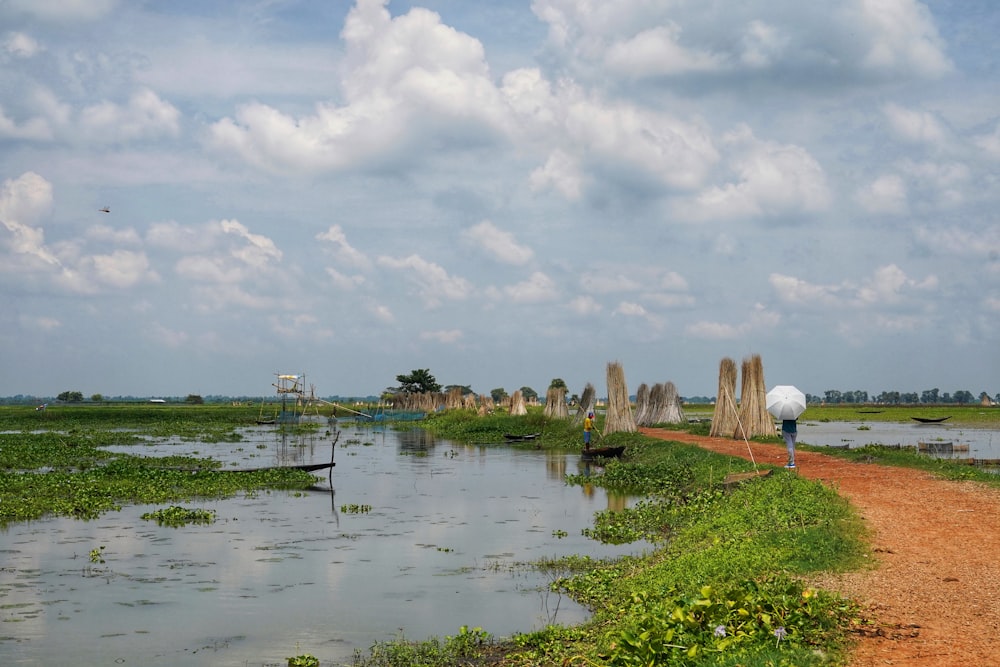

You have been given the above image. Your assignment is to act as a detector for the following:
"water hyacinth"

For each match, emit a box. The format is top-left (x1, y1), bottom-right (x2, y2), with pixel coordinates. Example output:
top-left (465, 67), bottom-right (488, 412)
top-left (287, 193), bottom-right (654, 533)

top-left (713, 625), bottom-right (727, 638)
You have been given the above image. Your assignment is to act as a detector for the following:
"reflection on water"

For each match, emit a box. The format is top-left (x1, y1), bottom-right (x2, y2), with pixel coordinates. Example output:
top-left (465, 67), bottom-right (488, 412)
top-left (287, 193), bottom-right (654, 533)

top-left (0, 424), bottom-right (644, 667)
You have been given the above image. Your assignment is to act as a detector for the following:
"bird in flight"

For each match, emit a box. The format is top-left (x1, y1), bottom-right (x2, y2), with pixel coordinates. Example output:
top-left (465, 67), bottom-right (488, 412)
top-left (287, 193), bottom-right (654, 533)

top-left (99, 206), bottom-right (111, 213)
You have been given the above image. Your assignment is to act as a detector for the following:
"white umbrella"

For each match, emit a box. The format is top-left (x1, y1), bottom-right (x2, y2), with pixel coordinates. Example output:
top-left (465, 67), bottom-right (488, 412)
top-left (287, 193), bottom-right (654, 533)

top-left (766, 385), bottom-right (807, 420)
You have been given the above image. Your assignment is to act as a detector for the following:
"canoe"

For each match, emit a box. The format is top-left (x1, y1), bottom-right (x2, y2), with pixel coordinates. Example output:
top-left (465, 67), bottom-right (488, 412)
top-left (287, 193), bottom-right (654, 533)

top-left (911, 416), bottom-right (951, 423)
top-left (504, 433), bottom-right (541, 442)
top-left (581, 445), bottom-right (625, 459)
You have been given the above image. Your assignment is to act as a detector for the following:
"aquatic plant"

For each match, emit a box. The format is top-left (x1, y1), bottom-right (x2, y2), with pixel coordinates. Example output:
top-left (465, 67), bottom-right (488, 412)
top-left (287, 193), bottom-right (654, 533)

top-left (140, 505), bottom-right (216, 527)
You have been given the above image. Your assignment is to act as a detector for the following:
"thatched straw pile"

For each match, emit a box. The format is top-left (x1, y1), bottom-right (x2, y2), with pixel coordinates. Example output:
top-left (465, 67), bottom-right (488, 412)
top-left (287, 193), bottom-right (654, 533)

top-left (477, 394), bottom-right (495, 415)
top-left (509, 390), bottom-right (528, 416)
top-left (662, 381), bottom-right (685, 424)
top-left (604, 361), bottom-right (636, 434)
top-left (445, 387), bottom-right (463, 410)
top-left (633, 383), bottom-right (650, 425)
top-left (709, 358), bottom-right (739, 437)
top-left (543, 387), bottom-right (570, 419)
top-left (462, 393), bottom-right (477, 410)
top-left (735, 354), bottom-right (772, 439)
top-left (573, 383), bottom-right (596, 424)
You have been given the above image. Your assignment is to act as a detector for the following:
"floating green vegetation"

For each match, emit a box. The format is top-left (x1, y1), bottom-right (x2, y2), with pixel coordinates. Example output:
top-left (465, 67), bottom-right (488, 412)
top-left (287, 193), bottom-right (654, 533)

top-left (0, 405), bottom-right (324, 525)
top-left (141, 505), bottom-right (217, 527)
top-left (341, 504), bottom-right (372, 514)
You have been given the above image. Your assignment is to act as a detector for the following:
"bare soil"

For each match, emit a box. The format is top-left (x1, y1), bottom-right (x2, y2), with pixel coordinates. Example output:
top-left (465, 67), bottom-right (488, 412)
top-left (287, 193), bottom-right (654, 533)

top-left (640, 428), bottom-right (1000, 667)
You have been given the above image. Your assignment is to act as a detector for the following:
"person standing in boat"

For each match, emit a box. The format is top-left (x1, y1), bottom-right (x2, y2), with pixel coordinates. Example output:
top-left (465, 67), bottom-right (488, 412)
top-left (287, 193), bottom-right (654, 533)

top-left (782, 419), bottom-right (797, 468)
top-left (583, 412), bottom-right (595, 450)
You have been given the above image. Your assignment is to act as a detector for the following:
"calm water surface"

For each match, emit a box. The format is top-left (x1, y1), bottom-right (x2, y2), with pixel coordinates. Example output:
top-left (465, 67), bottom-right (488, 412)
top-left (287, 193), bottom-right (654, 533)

top-left (0, 423), bottom-right (644, 666)
top-left (796, 420), bottom-right (1000, 458)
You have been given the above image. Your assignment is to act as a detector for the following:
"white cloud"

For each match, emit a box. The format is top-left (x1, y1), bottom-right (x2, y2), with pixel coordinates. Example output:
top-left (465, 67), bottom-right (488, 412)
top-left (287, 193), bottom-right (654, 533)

top-left (317, 224), bottom-right (372, 269)
top-left (420, 329), bottom-right (463, 343)
top-left (740, 20), bottom-right (788, 68)
top-left (605, 22), bottom-right (724, 77)
top-left (0, 105), bottom-right (53, 141)
top-left (681, 124), bottom-right (830, 220)
top-left (493, 271), bottom-right (557, 304)
top-left (685, 303), bottom-right (780, 340)
top-left (882, 103), bottom-right (949, 146)
top-left (771, 264), bottom-right (938, 309)
top-left (529, 149), bottom-right (583, 199)
top-left (853, 0), bottom-right (952, 77)
top-left (79, 89), bottom-right (181, 143)
top-left (3, 31), bottom-right (42, 58)
top-left (220, 219), bottom-right (282, 268)
top-left (377, 253), bottom-right (472, 306)
top-left (461, 220), bottom-right (533, 265)
top-left (0, 171), bottom-right (59, 268)
top-left (856, 173), bottom-right (908, 214)
top-left (2, 0), bottom-right (118, 22)
top-left (567, 294), bottom-right (601, 315)
top-left (973, 122), bottom-right (1000, 160)
top-left (18, 314), bottom-right (61, 331)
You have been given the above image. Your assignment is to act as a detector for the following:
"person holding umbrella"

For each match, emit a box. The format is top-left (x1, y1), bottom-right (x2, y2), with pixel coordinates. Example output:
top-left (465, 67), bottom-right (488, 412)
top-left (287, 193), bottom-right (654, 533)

top-left (781, 418), bottom-right (797, 468)
top-left (766, 385), bottom-right (806, 470)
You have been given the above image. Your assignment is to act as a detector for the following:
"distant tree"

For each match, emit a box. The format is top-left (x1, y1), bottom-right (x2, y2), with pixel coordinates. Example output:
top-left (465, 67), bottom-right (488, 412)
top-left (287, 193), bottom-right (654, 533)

top-left (519, 386), bottom-right (538, 402)
top-left (395, 369), bottom-right (441, 394)
top-left (490, 387), bottom-right (508, 402)
top-left (901, 392), bottom-right (919, 404)
top-left (90, 394), bottom-right (103, 403)
top-left (823, 390), bottom-right (842, 404)
top-left (921, 388), bottom-right (940, 404)
top-left (953, 390), bottom-right (974, 404)
top-left (57, 391), bottom-right (84, 402)
top-left (185, 394), bottom-right (204, 404)
top-left (549, 378), bottom-right (567, 390)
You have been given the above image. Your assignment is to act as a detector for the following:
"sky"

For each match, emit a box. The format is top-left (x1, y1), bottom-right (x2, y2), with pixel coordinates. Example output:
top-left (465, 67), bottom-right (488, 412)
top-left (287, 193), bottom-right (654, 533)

top-left (1, 0), bottom-right (998, 401)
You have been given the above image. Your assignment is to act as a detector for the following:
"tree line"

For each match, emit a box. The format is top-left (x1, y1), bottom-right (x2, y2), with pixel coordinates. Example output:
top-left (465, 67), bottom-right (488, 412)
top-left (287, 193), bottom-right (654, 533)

top-left (810, 389), bottom-right (994, 405)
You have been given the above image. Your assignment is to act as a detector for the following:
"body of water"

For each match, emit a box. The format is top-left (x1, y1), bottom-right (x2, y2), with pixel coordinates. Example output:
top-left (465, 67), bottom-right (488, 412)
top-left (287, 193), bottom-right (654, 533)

top-left (0, 423), bottom-right (643, 666)
top-left (797, 420), bottom-right (999, 459)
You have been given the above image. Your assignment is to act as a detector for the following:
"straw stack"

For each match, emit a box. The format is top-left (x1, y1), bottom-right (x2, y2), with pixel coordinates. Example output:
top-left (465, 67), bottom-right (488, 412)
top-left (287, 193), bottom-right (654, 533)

top-left (543, 386), bottom-right (570, 419)
top-left (509, 389), bottom-right (528, 416)
top-left (633, 383), bottom-right (650, 426)
top-left (661, 381), bottom-right (685, 424)
top-left (604, 361), bottom-right (637, 434)
top-left (574, 383), bottom-right (596, 423)
top-left (735, 354), bottom-right (772, 439)
top-left (709, 358), bottom-right (739, 437)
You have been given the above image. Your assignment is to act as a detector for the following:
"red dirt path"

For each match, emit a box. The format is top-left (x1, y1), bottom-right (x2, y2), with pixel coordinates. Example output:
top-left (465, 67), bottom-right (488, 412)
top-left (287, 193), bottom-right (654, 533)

top-left (640, 427), bottom-right (1000, 667)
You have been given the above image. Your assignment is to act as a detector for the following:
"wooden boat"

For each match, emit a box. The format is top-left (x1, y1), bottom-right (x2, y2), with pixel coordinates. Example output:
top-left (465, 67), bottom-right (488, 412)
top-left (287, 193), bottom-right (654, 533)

top-left (911, 416), bottom-right (951, 423)
top-left (581, 445), bottom-right (626, 460)
top-left (918, 442), bottom-right (969, 453)
top-left (504, 432), bottom-right (541, 442)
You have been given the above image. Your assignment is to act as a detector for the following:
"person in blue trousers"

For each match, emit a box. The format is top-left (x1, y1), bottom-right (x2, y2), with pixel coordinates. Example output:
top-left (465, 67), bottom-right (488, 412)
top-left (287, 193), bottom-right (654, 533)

top-left (782, 419), bottom-right (797, 468)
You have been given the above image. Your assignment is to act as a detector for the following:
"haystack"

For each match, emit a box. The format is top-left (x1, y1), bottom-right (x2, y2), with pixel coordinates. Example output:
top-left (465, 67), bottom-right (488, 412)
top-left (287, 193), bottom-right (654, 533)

top-left (661, 381), bottom-right (685, 424)
top-left (709, 358), bottom-right (739, 437)
top-left (633, 383), bottom-right (650, 426)
top-left (509, 390), bottom-right (528, 416)
top-left (477, 394), bottom-right (495, 415)
top-left (604, 361), bottom-right (636, 434)
top-left (543, 387), bottom-right (570, 419)
top-left (445, 386), bottom-right (463, 410)
top-left (735, 354), bottom-right (772, 439)
top-left (574, 383), bottom-right (597, 423)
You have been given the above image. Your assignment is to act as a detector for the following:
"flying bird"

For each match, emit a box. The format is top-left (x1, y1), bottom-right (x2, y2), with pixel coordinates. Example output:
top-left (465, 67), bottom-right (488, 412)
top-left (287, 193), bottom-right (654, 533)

top-left (99, 206), bottom-right (110, 213)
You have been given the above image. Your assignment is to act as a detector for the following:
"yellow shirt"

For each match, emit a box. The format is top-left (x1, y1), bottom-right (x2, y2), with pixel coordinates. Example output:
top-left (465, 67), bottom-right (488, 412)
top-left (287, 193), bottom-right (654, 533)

top-left (584, 416), bottom-right (594, 432)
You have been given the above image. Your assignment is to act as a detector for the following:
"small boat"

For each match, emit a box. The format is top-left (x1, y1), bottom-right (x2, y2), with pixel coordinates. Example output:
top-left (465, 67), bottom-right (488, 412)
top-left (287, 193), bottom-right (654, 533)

top-left (911, 416), bottom-right (951, 423)
top-left (504, 432), bottom-right (541, 442)
top-left (581, 445), bottom-right (626, 460)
